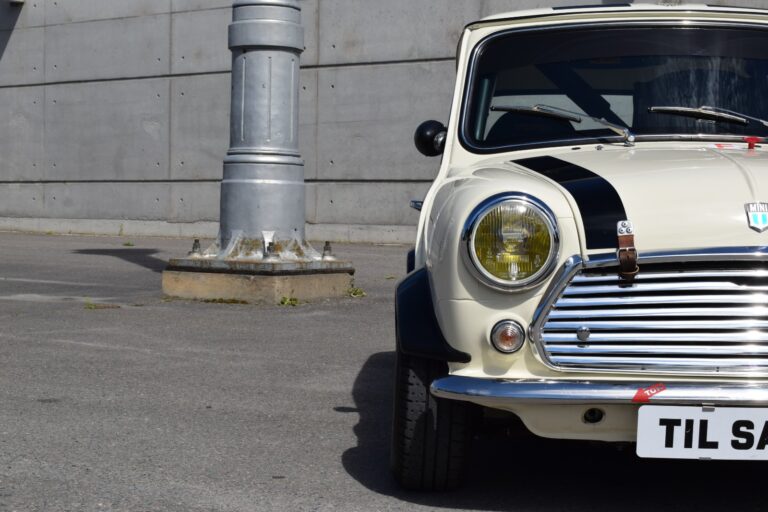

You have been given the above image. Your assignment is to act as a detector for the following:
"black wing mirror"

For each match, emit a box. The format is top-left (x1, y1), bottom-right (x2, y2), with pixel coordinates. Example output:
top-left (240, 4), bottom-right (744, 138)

top-left (414, 120), bottom-right (447, 157)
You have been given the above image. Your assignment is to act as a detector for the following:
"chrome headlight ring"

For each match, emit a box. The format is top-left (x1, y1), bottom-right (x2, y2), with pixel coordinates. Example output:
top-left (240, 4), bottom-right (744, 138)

top-left (461, 192), bottom-right (560, 292)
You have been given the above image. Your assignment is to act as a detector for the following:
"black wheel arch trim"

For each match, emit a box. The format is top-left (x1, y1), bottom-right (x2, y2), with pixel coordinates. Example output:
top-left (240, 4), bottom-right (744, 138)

top-left (406, 248), bottom-right (416, 274)
top-left (395, 267), bottom-right (472, 364)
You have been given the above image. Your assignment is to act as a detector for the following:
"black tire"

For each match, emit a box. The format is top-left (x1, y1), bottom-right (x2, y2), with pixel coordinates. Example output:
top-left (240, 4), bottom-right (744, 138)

top-left (390, 351), bottom-right (474, 491)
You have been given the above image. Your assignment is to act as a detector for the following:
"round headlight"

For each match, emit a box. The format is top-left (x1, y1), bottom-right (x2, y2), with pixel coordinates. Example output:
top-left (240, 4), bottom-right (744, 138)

top-left (464, 194), bottom-right (559, 290)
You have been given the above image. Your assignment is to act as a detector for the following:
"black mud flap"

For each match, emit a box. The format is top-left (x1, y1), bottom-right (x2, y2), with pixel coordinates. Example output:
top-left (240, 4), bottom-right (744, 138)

top-left (395, 267), bottom-right (471, 363)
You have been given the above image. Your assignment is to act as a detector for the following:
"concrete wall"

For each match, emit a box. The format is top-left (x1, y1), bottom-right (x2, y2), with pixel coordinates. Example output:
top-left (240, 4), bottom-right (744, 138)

top-left (0, 0), bottom-right (763, 242)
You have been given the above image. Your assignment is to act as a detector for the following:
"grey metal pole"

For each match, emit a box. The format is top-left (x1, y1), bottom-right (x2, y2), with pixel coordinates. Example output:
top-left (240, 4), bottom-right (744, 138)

top-left (163, 0), bottom-right (354, 302)
top-left (220, 0), bottom-right (307, 256)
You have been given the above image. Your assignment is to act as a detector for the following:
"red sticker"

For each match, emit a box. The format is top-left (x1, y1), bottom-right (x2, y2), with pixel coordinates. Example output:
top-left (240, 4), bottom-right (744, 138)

top-left (632, 383), bottom-right (667, 403)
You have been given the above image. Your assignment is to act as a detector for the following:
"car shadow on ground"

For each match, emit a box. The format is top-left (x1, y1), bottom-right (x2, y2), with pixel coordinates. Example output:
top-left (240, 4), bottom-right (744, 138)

top-left (73, 249), bottom-right (167, 273)
top-left (343, 352), bottom-right (766, 511)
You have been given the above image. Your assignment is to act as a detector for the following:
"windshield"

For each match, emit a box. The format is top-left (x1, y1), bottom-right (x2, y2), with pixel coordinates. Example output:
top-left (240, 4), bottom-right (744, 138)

top-left (463, 25), bottom-right (768, 151)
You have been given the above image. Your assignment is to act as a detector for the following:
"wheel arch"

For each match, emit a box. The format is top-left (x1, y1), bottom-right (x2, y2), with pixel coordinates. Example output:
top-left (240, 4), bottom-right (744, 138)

top-left (395, 267), bottom-right (471, 363)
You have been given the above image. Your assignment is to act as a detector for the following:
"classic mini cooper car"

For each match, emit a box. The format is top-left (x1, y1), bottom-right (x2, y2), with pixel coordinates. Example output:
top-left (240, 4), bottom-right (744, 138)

top-left (391, 3), bottom-right (768, 490)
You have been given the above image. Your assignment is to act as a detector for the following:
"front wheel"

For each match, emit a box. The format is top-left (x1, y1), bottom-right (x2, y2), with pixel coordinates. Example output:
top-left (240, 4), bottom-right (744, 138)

top-left (390, 351), bottom-right (474, 490)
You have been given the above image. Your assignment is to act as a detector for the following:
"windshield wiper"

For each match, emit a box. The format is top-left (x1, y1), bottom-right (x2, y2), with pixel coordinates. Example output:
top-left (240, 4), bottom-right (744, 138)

top-left (491, 103), bottom-right (636, 146)
top-left (491, 104), bottom-right (582, 123)
top-left (647, 106), bottom-right (749, 126)
top-left (701, 106), bottom-right (768, 128)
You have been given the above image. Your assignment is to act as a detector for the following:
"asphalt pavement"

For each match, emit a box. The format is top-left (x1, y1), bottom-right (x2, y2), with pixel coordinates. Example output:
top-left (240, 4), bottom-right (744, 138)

top-left (0, 232), bottom-right (764, 511)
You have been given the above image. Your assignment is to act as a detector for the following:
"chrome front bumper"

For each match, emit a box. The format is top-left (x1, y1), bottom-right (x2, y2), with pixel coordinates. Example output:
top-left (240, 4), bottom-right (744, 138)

top-left (431, 376), bottom-right (768, 406)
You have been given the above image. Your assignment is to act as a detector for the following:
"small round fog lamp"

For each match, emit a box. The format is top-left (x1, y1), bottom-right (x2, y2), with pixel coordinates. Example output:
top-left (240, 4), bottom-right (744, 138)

top-left (490, 320), bottom-right (525, 354)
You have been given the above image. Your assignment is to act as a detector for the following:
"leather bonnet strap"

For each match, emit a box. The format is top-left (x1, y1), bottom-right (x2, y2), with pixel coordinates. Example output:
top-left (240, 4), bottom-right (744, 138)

top-left (617, 220), bottom-right (638, 282)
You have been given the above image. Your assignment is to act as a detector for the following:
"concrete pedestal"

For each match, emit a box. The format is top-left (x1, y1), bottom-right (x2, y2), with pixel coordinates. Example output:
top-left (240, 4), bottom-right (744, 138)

top-left (163, 257), bottom-right (354, 303)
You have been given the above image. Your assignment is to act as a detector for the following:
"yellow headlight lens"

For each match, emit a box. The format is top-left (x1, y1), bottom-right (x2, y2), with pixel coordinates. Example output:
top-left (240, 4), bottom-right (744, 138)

top-left (471, 200), bottom-right (555, 285)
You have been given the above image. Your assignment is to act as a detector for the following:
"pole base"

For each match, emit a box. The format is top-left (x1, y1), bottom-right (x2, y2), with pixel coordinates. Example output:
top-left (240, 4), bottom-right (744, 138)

top-left (163, 257), bottom-right (355, 303)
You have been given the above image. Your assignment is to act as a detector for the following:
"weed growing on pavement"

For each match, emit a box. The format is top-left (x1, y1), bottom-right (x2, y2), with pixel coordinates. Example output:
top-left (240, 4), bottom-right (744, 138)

top-left (348, 287), bottom-right (366, 298)
top-left (279, 297), bottom-right (299, 306)
top-left (84, 302), bottom-right (121, 310)
top-left (122, 241), bottom-right (135, 247)
top-left (201, 298), bottom-right (249, 304)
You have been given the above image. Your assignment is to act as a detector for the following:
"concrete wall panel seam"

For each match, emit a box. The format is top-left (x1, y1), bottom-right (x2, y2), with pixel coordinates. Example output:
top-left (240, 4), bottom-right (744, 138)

top-left (0, 59), bottom-right (463, 92)
top-left (0, 70), bottom-right (232, 91)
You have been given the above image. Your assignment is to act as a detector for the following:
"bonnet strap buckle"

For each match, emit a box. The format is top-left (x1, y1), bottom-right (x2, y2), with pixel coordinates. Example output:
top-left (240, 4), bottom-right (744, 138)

top-left (617, 220), bottom-right (638, 282)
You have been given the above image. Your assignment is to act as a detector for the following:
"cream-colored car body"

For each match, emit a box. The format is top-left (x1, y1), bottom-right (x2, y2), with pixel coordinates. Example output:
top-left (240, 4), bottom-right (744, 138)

top-left (418, 4), bottom-right (768, 441)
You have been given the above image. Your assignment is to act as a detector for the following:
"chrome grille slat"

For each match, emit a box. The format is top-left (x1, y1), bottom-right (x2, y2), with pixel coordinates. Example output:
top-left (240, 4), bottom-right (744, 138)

top-left (549, 356), bottom-right (768, 369)
top-left (547, 344), bottom-right (768, 356)
top-left (536, 258), bottom-right (768, 376)
top-left (544, 319), bottom-right (768, 330)
top-left (542, 332), bottom-right (768, 343)
top-left (548, 306), bottom-right (768, 319)
top-left (562, 282), bottom-right (768, 295)
top-left (572, 270), bottom-right (768, 283)
top-left (556, 294), bottom-right (768, 307)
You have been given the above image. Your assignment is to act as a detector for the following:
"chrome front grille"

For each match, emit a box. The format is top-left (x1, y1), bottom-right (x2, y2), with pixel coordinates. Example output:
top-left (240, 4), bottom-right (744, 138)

top-left (535, 257), bottom-right (768, 376)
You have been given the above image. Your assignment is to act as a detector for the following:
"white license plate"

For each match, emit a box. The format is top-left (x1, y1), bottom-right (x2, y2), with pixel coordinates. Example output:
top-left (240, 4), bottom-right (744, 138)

top-left (637, 406), bottom-right (768, 460)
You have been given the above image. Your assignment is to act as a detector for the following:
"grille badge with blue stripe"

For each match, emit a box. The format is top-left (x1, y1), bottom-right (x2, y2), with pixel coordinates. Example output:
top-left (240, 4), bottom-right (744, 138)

top-left (745, 203), bottom-right (768, 233)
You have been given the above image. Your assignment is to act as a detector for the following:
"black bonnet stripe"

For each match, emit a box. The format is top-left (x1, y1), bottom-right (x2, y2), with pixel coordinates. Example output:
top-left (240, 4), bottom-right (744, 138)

top-left (514, 156), bottom-right (626, 250)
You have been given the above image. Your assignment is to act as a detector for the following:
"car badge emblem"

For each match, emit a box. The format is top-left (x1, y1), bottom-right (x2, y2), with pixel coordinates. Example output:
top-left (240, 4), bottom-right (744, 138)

top-left (745, 203), bottom-right (768, 233)
top-left (576, 326), bottom-right (590, 342)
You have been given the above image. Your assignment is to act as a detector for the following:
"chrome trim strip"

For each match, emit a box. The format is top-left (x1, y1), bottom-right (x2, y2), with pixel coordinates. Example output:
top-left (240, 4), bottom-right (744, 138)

top-left (431, 376), bottom-right (768, 406)
top-left (460, 192), bottom-right (560, 292)
top-left (530, 255), bottom-right (584, 329)
top-left (590, 246), bottom-right (768, 264)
